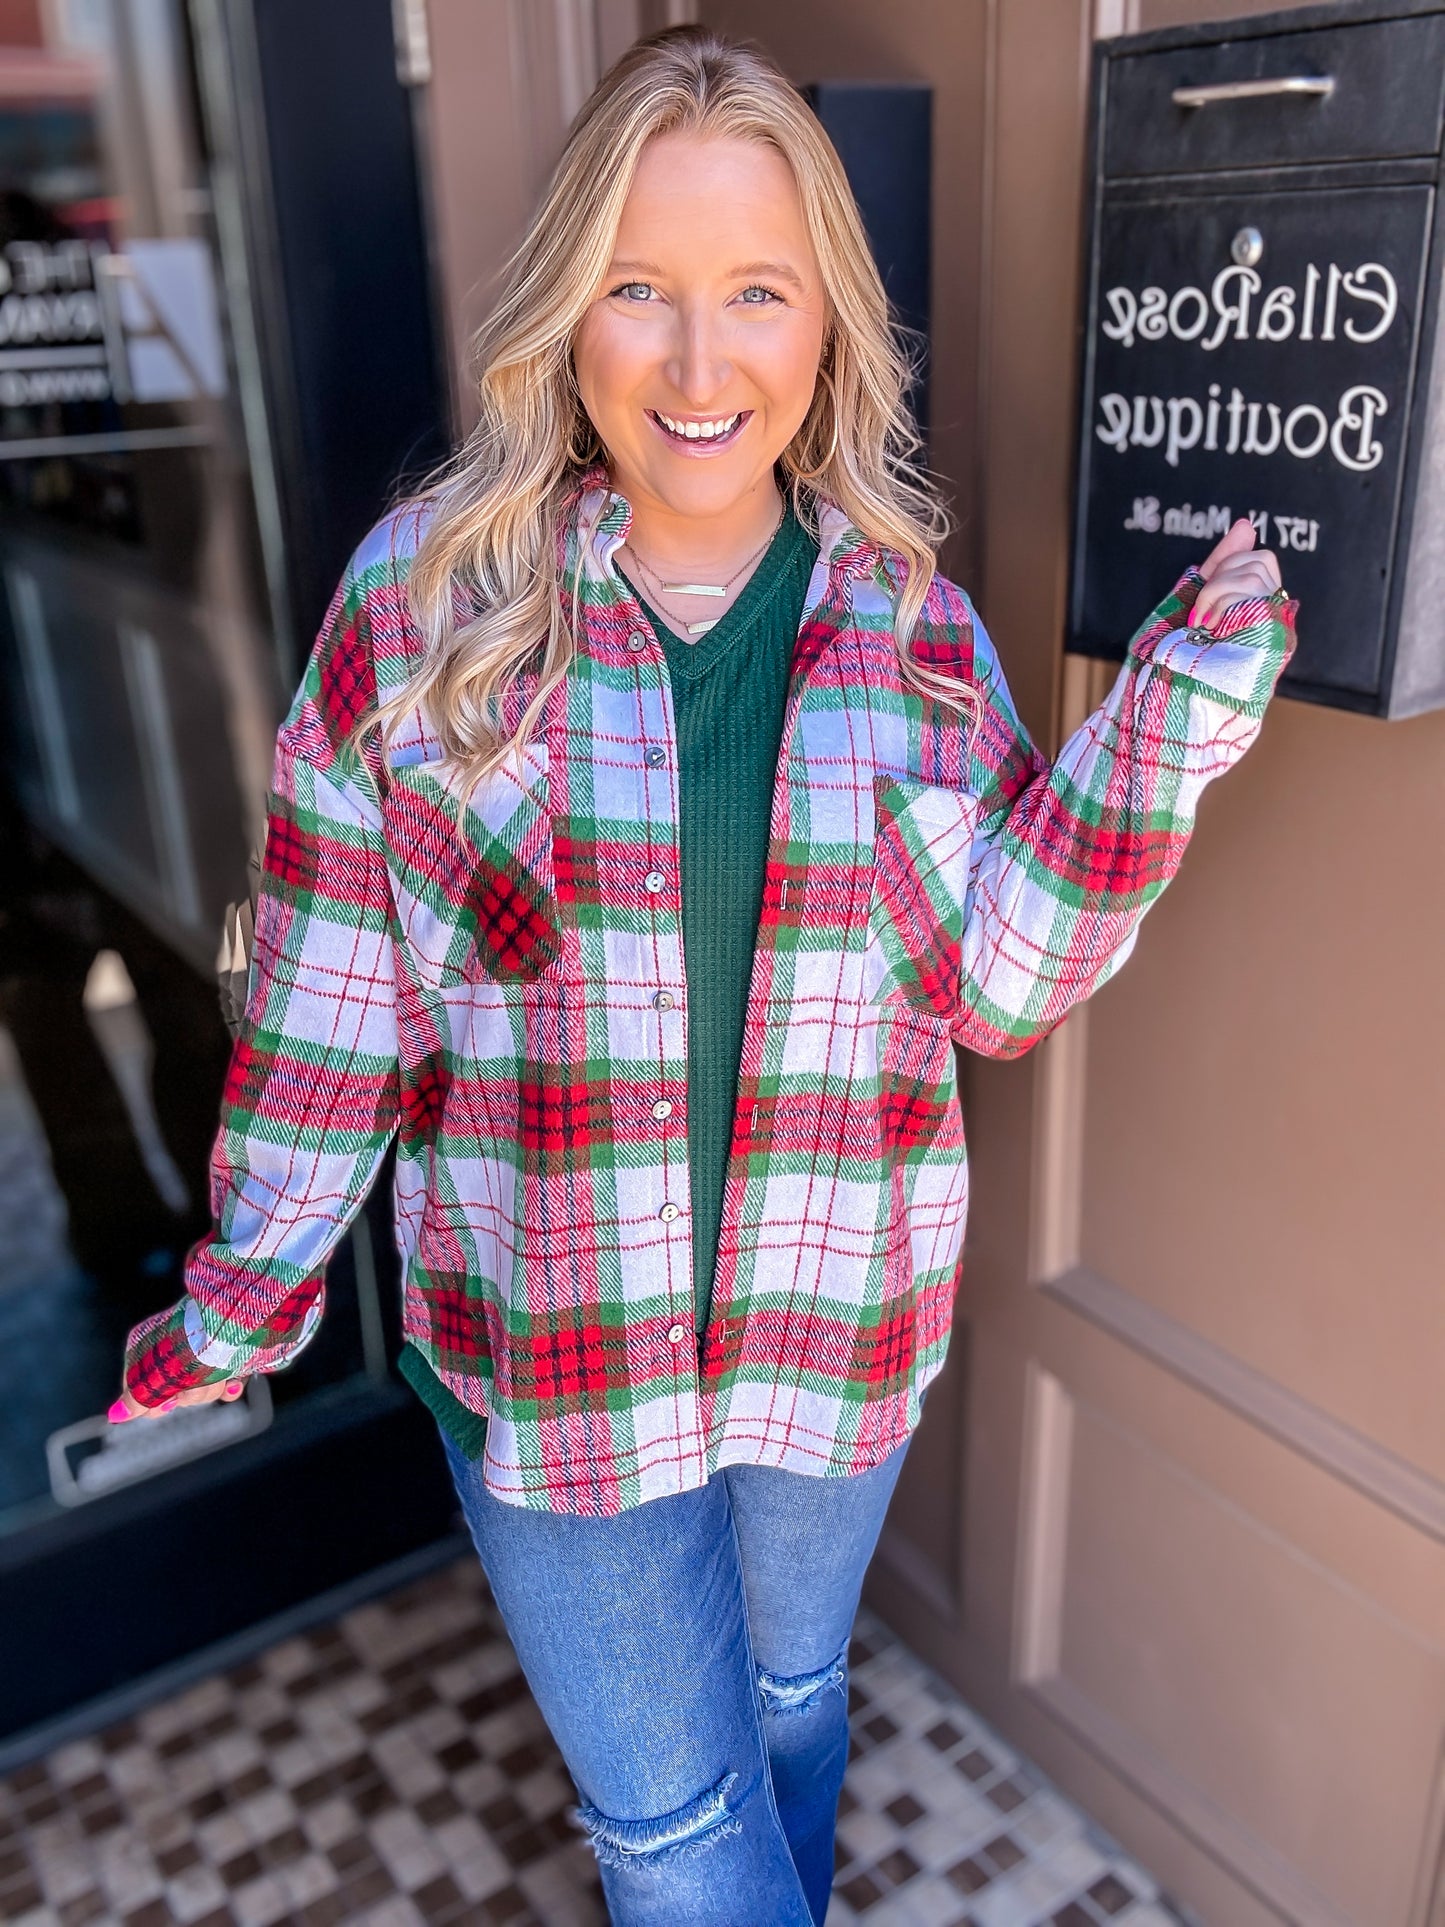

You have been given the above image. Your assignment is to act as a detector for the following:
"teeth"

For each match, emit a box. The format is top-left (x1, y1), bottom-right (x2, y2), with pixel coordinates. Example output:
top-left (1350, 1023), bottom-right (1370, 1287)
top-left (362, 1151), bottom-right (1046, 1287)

top-left (656, 411), bottom-right (740, 441)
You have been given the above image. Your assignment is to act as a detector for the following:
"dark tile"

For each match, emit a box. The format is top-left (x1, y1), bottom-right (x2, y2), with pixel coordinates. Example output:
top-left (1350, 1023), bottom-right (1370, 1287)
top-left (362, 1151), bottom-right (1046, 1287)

top-left (984, 1832), bottom-right (1025, 1872)
top-left (58, 1892), bottom-right (108, 1925)
top-left (413, 1871), bottom-right (466, 1922)
top-left (457, 1673), bottom-right (530, 1722)
top-left (19, 1792), bottom-right (62, 1822)
top-left (352, 1775), bottom-right (399, 1819)
top-left (157, 1731), bottom-right (193, 1760)
top-left (9, 1763), bottom-right (48, 1792)
top-left (328, 1833), bottom-right (380, 1876)
top-left (0, 1845), bottom-right (28, 1880)
top-left (218, 1846), bottom-right (263, 1887)
top-left (480, 1884), bottom-right (534, 1923)
top-left (876, 1846), bottom-right (920, 1887)
top-left (78, 1801), bottom-right (124, 1836)
top-left (259, 1823), bottom-right (307, 1866)
top-left (839, 1868), bottom-right (885, 1910)
top-left (187, 1787), bottom-right (226, 1821)
top-left (498, 1820), bottom-right (551, 1868)
top-left (987, 1776), bottom-right (1027, 1814)
top-left (834, 1836), bottom-right (853, 1873)
top-left (479, 1792), bottom-right (526, 1832)
top-left (68, 1772), bottom-right (110, 1803)
top-left (885, 1792), bottom-right (925, 1828)
top-left (945, 1855), bottom-right (992, 1896)
top-left (1051, 1906), bottom-right (1094, 1927)
top-left (290, 1771), bottom-right (334, 1810)
top-left (99, 1719), bottom-right (139, 1754)
top-left (227, 1660), bottom-right (265, 1689)
top-left (836, 1783), bottom-right (859, 1818)
top-left (226, 1764), bottom-right (269, 1800)
top-left (861, 1712), bottom-right (898, 1745)
top-left (156, 1838), bottom-right (201, 1876)
top-left (337, 1865), bottom-right (395, 1911)
top-left (1089, 1872), bottom-right (1135, 1914)
top-left (299, 1891), bottom-right (350, 1927)
top-left (0, 1880), bottom-right (42, 1916)
top-left (925, 1718), bottom-right (964, 1752)
top-left (120, 1902), bottom-right (171, 1927)
top-left (417, 1786), bottom-right (462, 1825)
top-left (257, 1716), bottom-right (299, 1746)
top-left (956, 1748), bottom-right (993, 1781)
top-left (437, 1737), bottom-right (481, 1773)
top-left (497, 1740), bottom-right (549, 1780)
top-left (537, 1808), bottom-right (578, 1847)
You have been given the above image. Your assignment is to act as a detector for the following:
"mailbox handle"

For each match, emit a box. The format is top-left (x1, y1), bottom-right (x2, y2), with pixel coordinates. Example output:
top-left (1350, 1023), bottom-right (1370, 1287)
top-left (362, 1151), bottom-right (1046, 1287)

top-left (1172, 75), bottom-right (1336, 109)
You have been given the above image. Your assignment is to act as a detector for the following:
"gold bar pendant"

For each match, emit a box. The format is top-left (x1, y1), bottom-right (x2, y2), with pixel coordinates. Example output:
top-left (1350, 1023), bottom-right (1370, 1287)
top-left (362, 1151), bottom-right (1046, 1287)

top-left (663, 583), bottom-right (727, 596)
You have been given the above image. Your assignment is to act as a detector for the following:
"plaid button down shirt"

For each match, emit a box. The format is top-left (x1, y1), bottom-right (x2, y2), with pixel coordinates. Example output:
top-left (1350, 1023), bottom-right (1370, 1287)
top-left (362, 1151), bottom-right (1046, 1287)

top-left (122, 461), bottom-right (1297, 1512)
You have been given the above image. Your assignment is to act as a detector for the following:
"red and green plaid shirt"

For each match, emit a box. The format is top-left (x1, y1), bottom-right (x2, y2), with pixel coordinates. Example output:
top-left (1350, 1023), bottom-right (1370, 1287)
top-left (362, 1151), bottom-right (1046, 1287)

top-left (122, 461), bottom-right (1297, 1513)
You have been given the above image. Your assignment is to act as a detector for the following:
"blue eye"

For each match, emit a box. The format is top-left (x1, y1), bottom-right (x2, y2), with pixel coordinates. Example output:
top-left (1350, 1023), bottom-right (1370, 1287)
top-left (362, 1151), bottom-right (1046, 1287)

top-left (611, 281), bottom-right (654, 302)
top-left (739, 284), bottom-right (783, 305)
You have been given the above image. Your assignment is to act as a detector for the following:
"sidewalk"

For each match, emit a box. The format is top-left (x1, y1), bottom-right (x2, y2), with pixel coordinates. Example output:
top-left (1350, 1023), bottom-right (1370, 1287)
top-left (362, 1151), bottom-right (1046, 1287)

top-left (0, 1556), bottom-right (1190, 1927)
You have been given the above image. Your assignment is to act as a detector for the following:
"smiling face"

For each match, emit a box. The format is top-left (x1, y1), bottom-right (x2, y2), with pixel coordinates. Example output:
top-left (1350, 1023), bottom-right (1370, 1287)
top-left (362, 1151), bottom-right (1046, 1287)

top-left (571, 131), bottom-right (831, 540)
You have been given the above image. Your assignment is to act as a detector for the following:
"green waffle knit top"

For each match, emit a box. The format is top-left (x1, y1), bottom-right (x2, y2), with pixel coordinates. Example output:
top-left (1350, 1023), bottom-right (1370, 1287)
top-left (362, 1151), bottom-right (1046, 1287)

top-left (399, 494), bottom-right (819, 1461)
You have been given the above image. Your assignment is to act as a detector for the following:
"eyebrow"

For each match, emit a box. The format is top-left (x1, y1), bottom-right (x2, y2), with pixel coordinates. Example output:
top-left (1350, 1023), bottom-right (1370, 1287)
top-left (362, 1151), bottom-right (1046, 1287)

top-left (608, 257), bottom-right (809, 294)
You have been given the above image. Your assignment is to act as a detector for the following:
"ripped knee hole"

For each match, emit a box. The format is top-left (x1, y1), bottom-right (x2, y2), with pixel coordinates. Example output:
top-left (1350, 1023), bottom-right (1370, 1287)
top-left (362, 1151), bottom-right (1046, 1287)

top-left (756, 1643), bottom-right (849, 1720)
top-left (573, 1769), bottom-right (744, 1869)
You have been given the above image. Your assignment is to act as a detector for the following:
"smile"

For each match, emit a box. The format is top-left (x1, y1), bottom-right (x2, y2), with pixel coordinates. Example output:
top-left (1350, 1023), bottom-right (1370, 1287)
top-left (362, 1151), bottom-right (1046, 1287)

top-left (647, 408), bottom-right (750, 452)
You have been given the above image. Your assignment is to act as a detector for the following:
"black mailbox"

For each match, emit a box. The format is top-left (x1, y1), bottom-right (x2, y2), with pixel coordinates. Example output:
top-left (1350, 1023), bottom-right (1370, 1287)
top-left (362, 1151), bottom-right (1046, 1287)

top-left (1068, 0), bottom-right (1445, 717)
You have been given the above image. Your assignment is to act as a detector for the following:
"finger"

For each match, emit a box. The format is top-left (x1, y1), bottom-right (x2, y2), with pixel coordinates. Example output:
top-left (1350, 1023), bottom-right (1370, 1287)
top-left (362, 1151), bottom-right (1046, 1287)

top-left (1193, 558), bottom-right (1284, 626)
top-left (1197, 516), bottom-right (1257, 580)
top-left (108, 1388), bottom-right (175, 1422)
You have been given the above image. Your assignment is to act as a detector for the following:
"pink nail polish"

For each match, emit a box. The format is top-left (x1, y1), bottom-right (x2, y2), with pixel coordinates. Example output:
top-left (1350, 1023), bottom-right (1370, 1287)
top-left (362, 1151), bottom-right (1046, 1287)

top-left (108, 1398), bottom-right (132, 1423)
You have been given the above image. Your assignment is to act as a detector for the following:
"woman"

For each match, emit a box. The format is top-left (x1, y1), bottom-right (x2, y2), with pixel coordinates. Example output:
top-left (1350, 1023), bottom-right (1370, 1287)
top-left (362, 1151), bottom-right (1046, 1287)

top-left (112, 26), bottom-right (1294, 1925)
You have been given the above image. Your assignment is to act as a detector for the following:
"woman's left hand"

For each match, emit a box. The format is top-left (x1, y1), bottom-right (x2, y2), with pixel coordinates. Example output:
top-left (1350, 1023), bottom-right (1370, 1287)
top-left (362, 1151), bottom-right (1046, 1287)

top-left (1190, 517), bottom-right (1283, 630)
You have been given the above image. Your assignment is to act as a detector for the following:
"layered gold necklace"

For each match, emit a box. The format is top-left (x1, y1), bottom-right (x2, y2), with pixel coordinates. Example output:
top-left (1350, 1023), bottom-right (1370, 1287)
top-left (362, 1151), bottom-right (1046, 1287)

top-left (623, 499), bottom-right (784, 638)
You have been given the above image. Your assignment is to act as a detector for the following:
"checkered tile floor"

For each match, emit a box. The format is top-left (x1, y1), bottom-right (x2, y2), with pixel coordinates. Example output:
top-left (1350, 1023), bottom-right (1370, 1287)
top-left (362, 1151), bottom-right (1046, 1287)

top-left (0, 1555), bottom-right (1190, 1927)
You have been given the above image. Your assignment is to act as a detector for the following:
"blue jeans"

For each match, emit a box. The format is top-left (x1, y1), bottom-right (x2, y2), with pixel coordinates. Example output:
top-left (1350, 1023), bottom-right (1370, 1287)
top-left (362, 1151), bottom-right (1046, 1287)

top-left (437, 1428), bottom-right (912, 1925)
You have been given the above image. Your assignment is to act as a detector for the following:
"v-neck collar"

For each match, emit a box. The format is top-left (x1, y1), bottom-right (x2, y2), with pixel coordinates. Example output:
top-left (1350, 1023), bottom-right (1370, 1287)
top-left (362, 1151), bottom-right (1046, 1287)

top-left (631, 501), bottom-right (815, 679)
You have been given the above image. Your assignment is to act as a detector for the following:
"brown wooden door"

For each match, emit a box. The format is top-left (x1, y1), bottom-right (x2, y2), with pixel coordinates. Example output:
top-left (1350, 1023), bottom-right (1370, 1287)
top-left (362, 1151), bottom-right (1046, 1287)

top-left (854, 4), bottom-right (1445, 1923)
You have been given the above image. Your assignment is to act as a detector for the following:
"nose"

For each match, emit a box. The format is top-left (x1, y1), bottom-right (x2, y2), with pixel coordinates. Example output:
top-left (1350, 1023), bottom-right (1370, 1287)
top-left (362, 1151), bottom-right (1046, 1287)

top-left (664, 301), bottom-right (733, 410)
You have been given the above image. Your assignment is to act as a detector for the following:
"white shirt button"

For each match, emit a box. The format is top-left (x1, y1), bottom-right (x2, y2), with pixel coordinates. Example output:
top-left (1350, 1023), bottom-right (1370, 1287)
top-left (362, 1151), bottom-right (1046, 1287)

top-left (667, 1324), bottom-right (687, 1344)
top-left (644, 870), bottom-right (665, 893)
top-left (658, 1201), bottom-right (680, 1222)
top-left (651, 989), bottom-right (675, 1011)
top-left (628, 631), bottom-right (648, 651)
top-left (652, 1098), bottom-right (673, 1120)
top-left (644, 746), bottom-right (666, 767)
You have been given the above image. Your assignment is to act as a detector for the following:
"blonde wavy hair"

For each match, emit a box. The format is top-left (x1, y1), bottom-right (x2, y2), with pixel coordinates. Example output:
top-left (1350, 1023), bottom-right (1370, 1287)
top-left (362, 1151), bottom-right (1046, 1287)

top-left (372, 23), bottom-right (970, 794)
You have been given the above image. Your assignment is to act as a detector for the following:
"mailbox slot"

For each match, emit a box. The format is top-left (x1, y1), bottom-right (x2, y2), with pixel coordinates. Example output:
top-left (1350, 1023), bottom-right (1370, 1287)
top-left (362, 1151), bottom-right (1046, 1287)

top-left (1106, 15), bottom-right (1445, 176)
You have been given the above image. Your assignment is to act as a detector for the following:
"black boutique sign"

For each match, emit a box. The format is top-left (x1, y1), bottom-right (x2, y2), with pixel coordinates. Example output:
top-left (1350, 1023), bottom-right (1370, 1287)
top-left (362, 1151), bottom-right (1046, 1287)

top-left (1069, 1), bottom-right (1445, 718)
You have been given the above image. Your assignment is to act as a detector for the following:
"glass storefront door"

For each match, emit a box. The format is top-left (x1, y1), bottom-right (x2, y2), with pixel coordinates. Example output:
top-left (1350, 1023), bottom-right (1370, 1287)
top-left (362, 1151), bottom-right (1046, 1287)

top-left (0, 0), bottom-right (456, 1756)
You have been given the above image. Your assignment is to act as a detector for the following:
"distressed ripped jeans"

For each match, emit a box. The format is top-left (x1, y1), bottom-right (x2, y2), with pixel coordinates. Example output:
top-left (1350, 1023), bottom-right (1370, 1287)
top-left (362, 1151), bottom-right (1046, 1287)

top-left (436, 1426), bottom-right (912, 1925)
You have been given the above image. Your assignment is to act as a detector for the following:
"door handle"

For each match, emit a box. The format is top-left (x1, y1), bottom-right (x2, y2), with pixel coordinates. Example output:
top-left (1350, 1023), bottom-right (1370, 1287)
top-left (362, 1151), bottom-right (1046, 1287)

top-left (1171, 75), bottom-right (1336, 109)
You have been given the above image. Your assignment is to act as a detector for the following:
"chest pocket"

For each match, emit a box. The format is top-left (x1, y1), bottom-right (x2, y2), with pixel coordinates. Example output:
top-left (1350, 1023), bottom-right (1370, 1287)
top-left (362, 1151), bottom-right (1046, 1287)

top-left (864, 771), bottom-right (979, 1020)
top-left (382, 741), bottom-right (565, 990)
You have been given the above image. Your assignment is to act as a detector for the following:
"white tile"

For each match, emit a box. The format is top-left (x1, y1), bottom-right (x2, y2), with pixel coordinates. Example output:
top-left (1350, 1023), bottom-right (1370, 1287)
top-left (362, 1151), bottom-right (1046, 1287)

top-left (450, 1836), bottom-right (513, 1900)
top-left (166, 1862), bottom-right (232, 1921)
top-left (1038, 1832), bottom-right (1109, 1888)
top-left (229, 1871), bottom-right (292, 1927)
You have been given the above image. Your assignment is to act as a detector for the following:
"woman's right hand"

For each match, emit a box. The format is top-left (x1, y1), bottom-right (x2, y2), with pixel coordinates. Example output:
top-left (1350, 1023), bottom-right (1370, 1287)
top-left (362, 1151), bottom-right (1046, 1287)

top-left (109, 1380), bottom-right (246, 1422)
